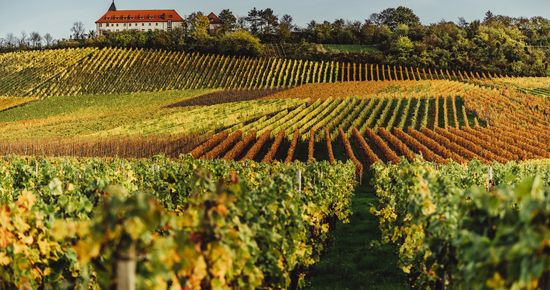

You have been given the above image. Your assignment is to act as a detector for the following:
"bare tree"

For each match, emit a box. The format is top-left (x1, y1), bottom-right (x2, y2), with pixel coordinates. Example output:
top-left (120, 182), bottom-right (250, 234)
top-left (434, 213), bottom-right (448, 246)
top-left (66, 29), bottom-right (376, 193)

top-left (71, 21), bottom-right (86, 40)
top-left (6, 33), bottom-right (17, 48)
top-left (43, 33), bottom-right (54, 47)
top-left (30, 31), bottom-right (42, 48)
top-left (88, 30), bottom-right (96, 39)
top-left (19, 31), bottom-right (28, 47)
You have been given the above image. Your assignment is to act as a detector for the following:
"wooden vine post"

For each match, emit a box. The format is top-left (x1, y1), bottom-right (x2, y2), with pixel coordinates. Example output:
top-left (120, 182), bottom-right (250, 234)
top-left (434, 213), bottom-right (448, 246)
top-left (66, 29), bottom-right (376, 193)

top-left (117, 243), bottom-right (137, 290)
top-left (296, 170), bottom-right (302, 193)
top-left (487, 167), bottom-right (494, 191)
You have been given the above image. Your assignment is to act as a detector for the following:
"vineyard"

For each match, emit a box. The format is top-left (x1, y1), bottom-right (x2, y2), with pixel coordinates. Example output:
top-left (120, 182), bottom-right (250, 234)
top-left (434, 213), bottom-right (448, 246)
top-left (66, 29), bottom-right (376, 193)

top-left (188, 79), bottom-right (550, 170)
top-left (0, 48), bottom-right (96, 96)
top-left (191, 125), bottom-right (549, 165)
top-left (372, 160), bottom-right (550, 289)
top-left (0, 46), bottom-right (549, 290)
top-left (0, 47), bottom-right (499, 98)
top-left (0, 155), bottom-right (355, 289)
top-left (263, 80), bottom-right (486, 101)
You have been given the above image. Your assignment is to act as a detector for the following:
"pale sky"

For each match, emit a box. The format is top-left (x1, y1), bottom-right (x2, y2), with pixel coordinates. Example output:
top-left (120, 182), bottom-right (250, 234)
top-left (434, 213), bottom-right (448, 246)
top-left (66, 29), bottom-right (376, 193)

top-left (1, 0), bottom-right (549, 39)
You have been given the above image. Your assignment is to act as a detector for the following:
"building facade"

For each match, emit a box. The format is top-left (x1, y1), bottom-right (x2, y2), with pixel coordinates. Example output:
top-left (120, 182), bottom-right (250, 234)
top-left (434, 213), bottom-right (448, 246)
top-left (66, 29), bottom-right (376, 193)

top-left (95, 1), bottom-right (184, 35)
top-left (207, 12), bottom-right (223, 32)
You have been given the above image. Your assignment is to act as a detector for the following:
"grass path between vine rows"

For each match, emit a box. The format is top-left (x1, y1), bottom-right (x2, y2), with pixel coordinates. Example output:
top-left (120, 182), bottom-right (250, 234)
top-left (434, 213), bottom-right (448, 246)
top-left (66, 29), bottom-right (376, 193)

top-left (306, 177), bottom-right (409, 290)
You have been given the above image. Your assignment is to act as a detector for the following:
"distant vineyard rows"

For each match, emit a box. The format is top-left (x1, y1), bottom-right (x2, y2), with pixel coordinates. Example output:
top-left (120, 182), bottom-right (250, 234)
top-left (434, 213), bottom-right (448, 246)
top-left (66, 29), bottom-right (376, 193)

top-left (189, 87), bottom-right (550, 168)
top-left (1, 82), bottom-right (548, 163)
top-left (192, 125), bottom-right (549, 169)
top-left (229, 96), bottom-right (480, 142)
top-left (0, 47), bottom-right (500, 98)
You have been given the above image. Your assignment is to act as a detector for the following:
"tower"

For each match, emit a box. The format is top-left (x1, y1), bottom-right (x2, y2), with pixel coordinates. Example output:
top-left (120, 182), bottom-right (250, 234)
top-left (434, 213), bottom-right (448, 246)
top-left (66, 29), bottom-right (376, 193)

top-left (108, 0), bottom-right (117, 11)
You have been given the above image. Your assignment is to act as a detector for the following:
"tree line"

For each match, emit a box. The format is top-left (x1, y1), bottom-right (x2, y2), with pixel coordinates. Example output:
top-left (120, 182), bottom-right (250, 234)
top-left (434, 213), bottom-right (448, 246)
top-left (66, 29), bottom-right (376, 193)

top-left (1, 7), bottom-right (549, 76)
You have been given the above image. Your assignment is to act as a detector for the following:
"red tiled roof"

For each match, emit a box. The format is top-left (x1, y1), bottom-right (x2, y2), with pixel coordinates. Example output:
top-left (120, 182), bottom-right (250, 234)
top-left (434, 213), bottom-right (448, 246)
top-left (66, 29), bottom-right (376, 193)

top-left (208, 12), bottom-right (223, 25)
top-left (96, 10), bottom-right (184, 23)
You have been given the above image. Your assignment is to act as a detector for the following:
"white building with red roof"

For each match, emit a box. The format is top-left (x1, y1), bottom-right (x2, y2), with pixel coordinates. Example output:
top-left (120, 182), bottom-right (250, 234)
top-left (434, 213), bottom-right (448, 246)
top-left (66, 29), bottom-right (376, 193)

top-left (95, 1), bottom-right (185, 35)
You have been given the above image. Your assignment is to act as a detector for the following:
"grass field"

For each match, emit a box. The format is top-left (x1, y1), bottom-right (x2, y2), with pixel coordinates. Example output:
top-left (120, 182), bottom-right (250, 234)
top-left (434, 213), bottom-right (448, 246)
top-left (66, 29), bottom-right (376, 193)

top-left (323, 44), bottom-right (381, 54)
top-left (0, 90), bottom-right (299, 141)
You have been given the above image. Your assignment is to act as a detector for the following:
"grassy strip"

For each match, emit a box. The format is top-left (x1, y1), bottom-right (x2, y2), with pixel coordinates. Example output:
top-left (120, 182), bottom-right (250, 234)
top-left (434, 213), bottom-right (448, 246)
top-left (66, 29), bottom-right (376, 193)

top-left (306, 178), bottom-right (408, 290)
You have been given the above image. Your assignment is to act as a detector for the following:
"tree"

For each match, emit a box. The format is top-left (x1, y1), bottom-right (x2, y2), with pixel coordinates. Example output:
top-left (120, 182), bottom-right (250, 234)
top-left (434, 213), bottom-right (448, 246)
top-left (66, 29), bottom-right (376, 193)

top-left (484, 11), bottom-right (494, 22)
top-left (6, 33), bottom-right (17, 48)
top-left (391, 35), bottom-right (414, 61)
top-left (312, 21), bottom-right (333, 43)
top-left (260, 8), bottom-right (279, 35)
top-left (43, 33), bottom-right (54, 47)
top-left (30, 32), bottom-right (42, 48)
top-left (278, 14), bottom-right (295, 42)
top-left (18, 31), bottom-right (28, 47)
top-left (237, 17), bottom-right (247, 29)
top-left (186, 12), bottom-right (211, 40)
top-left (219, 30), bottom-right (264, 56)
top-left (458, 17), bottom-right (468, 28)
top-left (71, 21), bottom-right (86, 40)
top-left (245, 7), bottom-right (264, 35)
top-left (219, 9), bottom-right (237, 33)
top-left (370, 6), bottom-right (420, 30)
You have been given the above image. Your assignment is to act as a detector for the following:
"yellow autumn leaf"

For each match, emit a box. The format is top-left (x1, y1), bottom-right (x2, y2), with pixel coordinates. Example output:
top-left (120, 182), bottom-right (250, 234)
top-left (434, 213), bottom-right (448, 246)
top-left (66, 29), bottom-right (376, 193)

top-left (13, 242), bottom-right (28, 255)
top-left (0, 252), bottom-right (10, 265)
top-left (76, 220), bottom-right (91, 237)
top-left (190, 256), bottom-right (208, 288)
top-left (486, 272), bottom-right (505, 289)
top-left (13, 220), bottom-right (31, 237)
top-left (124, 217), bottom-right (146, 241)
top-left (16, 190), bottom-right (36, 211)
top-left (74, 238), bottom-right (101, 264)
top-left (422, 198), bottom-right (436, 215)
top-left (21, 235), bottom-right (34, 245)
top-left (0, 205), bottom-right (10, 224)
top-left (51, 220), bottom-right (77, 241)
top-left (401, 264), bottom-right (412, 274)
top-left (0, 229), bottom-right (13, 248)
top-left (37, 240), bottom-right (51, 255)
top-left (207, 243), bottom-right (232, 279)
